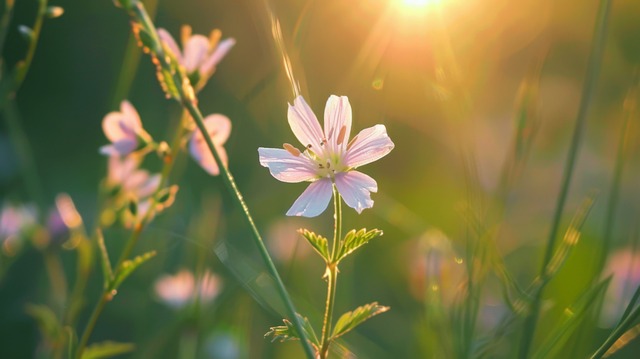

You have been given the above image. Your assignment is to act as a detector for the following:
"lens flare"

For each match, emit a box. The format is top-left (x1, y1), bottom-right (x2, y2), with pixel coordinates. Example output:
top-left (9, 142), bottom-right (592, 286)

top-left (402, 0), bottom-right (441, 8)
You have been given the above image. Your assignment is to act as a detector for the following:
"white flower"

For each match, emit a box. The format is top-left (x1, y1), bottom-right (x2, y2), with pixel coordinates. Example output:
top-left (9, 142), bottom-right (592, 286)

top-left (189, 114), bottom-right (231, 176)
top-left (157, 25), bottom-right (235, 90)
top-left (258, 95), bottom-right (394, 217)
top-left (100, 101), bottom-right (151, 156)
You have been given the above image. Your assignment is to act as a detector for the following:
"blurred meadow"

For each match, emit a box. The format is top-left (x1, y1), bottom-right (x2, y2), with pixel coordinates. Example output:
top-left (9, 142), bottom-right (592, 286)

top-left (2, 0), bottom-right (640, 358)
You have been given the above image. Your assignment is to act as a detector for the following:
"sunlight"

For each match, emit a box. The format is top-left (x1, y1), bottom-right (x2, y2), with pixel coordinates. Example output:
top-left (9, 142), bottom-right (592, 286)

top-left (401, 0), bottom-right (442, 8)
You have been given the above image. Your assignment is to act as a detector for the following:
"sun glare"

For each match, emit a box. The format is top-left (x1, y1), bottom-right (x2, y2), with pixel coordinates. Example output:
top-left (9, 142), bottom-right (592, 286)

top-left (402, 0), bottom-right (441, 8)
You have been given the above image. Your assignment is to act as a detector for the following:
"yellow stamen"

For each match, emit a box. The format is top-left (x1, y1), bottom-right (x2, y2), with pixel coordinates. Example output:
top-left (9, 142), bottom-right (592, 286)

top-left (181, 25), bottom-right (192, 47)
top-left (337, 125), bottom-right (347, 145)
top-left (283, 143), bottom-right (301, 157)
top-left (209, 29), bottom-right (222, 50)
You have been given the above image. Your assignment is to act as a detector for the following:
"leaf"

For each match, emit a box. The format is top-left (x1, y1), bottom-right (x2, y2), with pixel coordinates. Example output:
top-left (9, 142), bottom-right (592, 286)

top-left (96, 229), bottom-right (113, 289)
top-left (298, 229), bottom-right (330, 262)
top-left (25, 304), bottom-right (63, 342)
top-left (331, 302), bottom-right (389, 340)
top-left (334, 229), bottom-right (383, 263)
top-left (81, 341), bottom-right (135, 359)
top-left (111, 250), bottom-right (156, 290)
top-left (265, 313), bottom-right (320, 348)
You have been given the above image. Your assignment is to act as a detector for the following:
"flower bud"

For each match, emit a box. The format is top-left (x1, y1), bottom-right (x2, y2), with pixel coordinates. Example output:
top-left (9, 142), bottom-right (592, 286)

top-left (45, 6), bottom-right (64, 19)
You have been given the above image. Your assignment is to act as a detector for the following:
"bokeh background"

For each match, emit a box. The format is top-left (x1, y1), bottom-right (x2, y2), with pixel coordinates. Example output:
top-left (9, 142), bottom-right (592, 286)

top-left (2, 0), bottom-right (640, 357)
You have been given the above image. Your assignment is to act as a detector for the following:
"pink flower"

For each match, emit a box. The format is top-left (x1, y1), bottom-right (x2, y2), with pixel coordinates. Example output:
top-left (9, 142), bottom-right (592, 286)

top-left (601, 248), bottom-right (640, 326)
top-left (154, 269), bottom-right (222, 309)
top-left (157, 26), bottom-right (235, 89)
top-left (258, 95), bottom-right (394, 217)
top-left (107, 155), bottom-right (160, 199)
top-left (189, 114), bottom-right (232, 176)
top-left (100, 100), bottom-right (151, 156)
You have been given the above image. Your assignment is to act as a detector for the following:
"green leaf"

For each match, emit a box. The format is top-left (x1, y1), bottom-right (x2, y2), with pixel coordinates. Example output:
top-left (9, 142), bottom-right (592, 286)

top-left (331, 302), bottom-right (389, 340)
top-left (335, 228), bottom-right (383, 263)
top-left (25, 304), bottom-right (63, 342)
top-left (96, 229), bottom-right (113, 290)
top-left (265, 313), bottom-right (320, 348)
top-left (112, 250), bottom-right (156, 290)
top-left (298, 229), bottom-right (330, 262)
top-left (81, 341), bottom-right (135, 359)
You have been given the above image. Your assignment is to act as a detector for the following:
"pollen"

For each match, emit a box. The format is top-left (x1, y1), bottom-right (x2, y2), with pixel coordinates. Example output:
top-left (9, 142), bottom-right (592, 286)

top-left (283, 143), bottom-right (301, 157)
top-left (337, 125), bottom-right (347, 145)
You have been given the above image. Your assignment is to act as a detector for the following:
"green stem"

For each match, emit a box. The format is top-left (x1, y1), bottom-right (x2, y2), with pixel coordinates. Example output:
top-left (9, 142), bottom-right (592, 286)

top-left (519, 1), bottom-right (611, 357)
top-left (159, 109), bottom-right (189, 187)
top-left (0, 0), bottom-right (15, 57)
top-left (320, 185), bottom-right (342, 358)
top-left (13, 0), bottom-right (48, 91)
top-left (590, 304), bottom-right (640, 359)
top-left (74, 290), bottom-right (109, 359)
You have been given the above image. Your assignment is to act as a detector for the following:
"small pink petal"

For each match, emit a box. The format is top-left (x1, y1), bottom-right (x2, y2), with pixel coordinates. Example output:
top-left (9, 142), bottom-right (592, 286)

top-left (189, 114), bottom-right (231, 176)
top-left (344, 124), bottom-right (394, 168)
top-left (183, 34), bottom-right (210, 73)
top-left (157, 28), bottom-right (184, 64)
top-left (119, 100), bottom-right (143, 133)
top-left (136, 174), bottom-right (161, 199)
top-left (102, 112), bottom-right (130, 142)
top-left (324, 95), bottom-right (352, 154)
top-left (258, 147), bottom-right (317, 183)
top-left (334, 171), bottom-right (377, 214)
top-left (203, 114), bottom-right (232, 145)
top-left (288, 96), bottom-right (324, 152)
top-left (200, 37), bottom-right (236, 75)
top-left (286, 179), bottom-right (333, 217)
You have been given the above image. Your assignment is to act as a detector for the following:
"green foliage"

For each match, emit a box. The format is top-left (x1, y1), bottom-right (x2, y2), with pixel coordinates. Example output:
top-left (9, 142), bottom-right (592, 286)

top-left (25, 304), bottom-right (63, 343)
top-left (298, 229), bottom-right (330, 262)
top-left (334, 228), bottom-right (383, 263)
top-left (111, 250), bottom-right (156, 290)
top-left (265, 313), bottom-right (320, 349)
top-left (81, 341), bottom-right (135, 359)
top-left (331, 302), bottom-right (389, 340)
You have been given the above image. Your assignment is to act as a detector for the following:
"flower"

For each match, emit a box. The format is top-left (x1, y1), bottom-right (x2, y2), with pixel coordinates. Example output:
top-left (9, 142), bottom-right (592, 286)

top-left (154, 269), bottom-right (222, 309)
top-left (600, 248), bottom-right (640, 326)
top-left (157, 25), bottom-right (235, 90)
top-left (100, 100), bottom-right (151, 156)
top-left (189, 114), bottom-right (232, 176)
top-left (258, 95), bottom-right (394, 217)
top-left (106, 155), bottom-right (160, 200)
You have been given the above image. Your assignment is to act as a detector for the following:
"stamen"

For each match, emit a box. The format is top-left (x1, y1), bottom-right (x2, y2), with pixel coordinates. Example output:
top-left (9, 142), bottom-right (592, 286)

top-left (347, 135), bottom-right (358, 150)
top-left (209, 29), bottom-right (222, 49)
top-left (318, 163), bottom-right (324, 169)
top-left (326, 161), bottom-right (331, 169)
top-left (283, 143), bottom-right (301, 157)
top-left (337, 125), bottom-right (347, 145)
top-left (181, 25), bottom-right (192, 47)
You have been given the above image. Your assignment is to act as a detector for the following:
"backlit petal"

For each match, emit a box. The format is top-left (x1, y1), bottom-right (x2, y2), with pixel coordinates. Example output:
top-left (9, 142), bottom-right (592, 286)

top-left (200, 38), bottom-right (236, 75)
top-left (288, 96), bottom-right (324, 151)
top-left (189, 116), bottom-right (231, 176)
top-left (286, 179), bottom-right (333, 217)
top-left (258, 147), bottom-right (317, 183)
top-left (334, 171), bottom-right (377, 214)
top-left (157, 28), bottom-right (184, 64)
top-left (183, 34), bottom-right (210, 73)
top-left (344, 125), bottom-right (394, 168)
top-left (324, 95), bottom-right (352, 154)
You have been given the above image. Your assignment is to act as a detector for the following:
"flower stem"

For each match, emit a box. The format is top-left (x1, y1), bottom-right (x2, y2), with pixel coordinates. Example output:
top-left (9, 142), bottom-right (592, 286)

top-left (519, 0), bottom-right (611, 357)
top-left (320, 185), bottom-right (342, 358)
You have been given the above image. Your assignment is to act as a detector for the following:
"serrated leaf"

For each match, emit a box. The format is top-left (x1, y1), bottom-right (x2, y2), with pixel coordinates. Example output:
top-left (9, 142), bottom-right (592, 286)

top-left (25, 304), bottom-right (63, 342)
top-left (335, 228), bottom-right (383, 263)
top-left (298, 229), bottom-right (330, 262)
top-left (96, 229), bottom-right (113, 289)
top-left (331, 302), bottom-right (389, 340)
top-left (265, 313), bottom-right (320, 348)
top-left (81, 341), bottom-right (135, 359)
top-left (112, 250), bottom-right (156, 290)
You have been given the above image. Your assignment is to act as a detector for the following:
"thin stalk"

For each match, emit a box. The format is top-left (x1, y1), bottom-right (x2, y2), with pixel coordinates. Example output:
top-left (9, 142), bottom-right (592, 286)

top-left (519, 1), bottom-right (611, 357)
top-left (160, 109), bottom-right (189, 187)
top-left (590, 304), bottom-right (640, 359)
top-left (13, 0), bottom-right (48, 91)
top-left (320, 186), bottom-right (342, 358)
top-left (0, 0), bottom-right (15, 57)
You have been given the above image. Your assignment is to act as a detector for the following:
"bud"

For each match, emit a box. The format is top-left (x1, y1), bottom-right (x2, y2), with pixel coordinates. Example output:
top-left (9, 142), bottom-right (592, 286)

top-left (45, 6), bottom-right (64, 19)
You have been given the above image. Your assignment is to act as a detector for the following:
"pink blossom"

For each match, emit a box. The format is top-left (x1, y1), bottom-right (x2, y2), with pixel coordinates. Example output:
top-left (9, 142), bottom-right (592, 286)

top-left (100, 100), bottom-right (151, 156)
top-left (107, 155), bottom-right (160, 199)
top-left (154, 269), bottom-right (222, 309)
top-left (189, 114), bottom-right (231, 176)
top-left (258, 95), bottom-right (394, 217)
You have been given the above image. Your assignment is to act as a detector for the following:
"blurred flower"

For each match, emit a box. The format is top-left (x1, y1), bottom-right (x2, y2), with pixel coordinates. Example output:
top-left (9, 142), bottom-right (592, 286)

top-left (189, 114), bottom-right (231, 176)
top-left (204, 332), bottom-right (242, 359)
top-left (100, 100), bottom-right (152, 156)
top-left (601, 248), bottom-right (640, 326)
top-left (157, 25), bottom-right (235, 91)
top-left (0, 202), bottom-right (37, 255)
top-left (106, 155), bottom-right (160, 200)
top-left (46, 193), bottom-right (83, 245)
top-left (266, 218), bottom-right (311, 262)
top-left (121, 185), bottom-right (179, 229)
top-left (258, 95), bottom-right (395, 217)
top-left (154, 269), bottom-right (222, 309)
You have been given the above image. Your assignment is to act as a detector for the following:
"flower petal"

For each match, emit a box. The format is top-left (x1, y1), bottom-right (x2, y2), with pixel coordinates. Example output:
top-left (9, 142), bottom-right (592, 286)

top-left (183, 34), bottom-right (210, 73)
top-left (258, 147), bottom-right (317, 183)
top-left (286, 179), bottom-right (333, 217)
top-left (334, 171), bottom-right (377, 214)
top-left (189, 116), bottom-right (231, 176)
top-left (200, 37), bottom-right (236, 75)
top-left (288, 96), bottom-right (324, 152)
top-left (157, 28), bottom-right (183, 64)
top-left (344, 124), bottom-right (394, 168)
top-left (324, 95), bottom-right (352, 154)
top-left (203, 114), bottom-right (232, 145)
